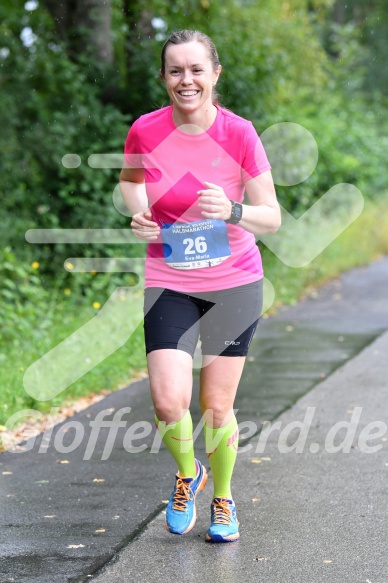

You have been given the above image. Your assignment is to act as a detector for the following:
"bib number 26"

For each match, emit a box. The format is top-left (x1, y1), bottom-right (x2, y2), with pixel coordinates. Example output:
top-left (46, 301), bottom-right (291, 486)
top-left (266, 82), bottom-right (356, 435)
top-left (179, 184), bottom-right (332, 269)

top-left (183, 236), bottom-right (207, 255)
top-left (161, 218), bottom-right (231, 270)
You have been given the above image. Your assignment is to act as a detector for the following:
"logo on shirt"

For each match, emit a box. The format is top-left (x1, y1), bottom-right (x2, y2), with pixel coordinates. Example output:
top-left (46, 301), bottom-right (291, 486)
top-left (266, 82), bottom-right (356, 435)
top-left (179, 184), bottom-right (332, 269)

top-left (211, 157), bottom-right (221, 166)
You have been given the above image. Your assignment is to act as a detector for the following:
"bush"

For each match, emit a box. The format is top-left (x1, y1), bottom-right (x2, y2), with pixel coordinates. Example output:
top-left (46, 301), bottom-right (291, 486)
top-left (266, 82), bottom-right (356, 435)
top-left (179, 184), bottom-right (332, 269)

top-left (259, 93), bottom-right (388, 215)
top-left (0, 2), bottom-right (131, 273)
top-left (0, 247), bottom-right (54, 346)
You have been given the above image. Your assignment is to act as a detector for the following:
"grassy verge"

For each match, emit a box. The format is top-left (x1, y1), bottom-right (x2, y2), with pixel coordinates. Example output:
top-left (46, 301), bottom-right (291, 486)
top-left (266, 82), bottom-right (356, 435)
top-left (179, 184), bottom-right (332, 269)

top-left (262, 195), bottom-right (388, 311)
top-left (0, 304), bottom-right (147, 426)
top-left (1, 195), bottom-right (388, 427)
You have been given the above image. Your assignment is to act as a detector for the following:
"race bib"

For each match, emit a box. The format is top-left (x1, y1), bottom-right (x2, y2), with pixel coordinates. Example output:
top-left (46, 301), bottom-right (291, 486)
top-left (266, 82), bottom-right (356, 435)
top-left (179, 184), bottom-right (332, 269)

top-left (161, 219), bottom-right (231, 270)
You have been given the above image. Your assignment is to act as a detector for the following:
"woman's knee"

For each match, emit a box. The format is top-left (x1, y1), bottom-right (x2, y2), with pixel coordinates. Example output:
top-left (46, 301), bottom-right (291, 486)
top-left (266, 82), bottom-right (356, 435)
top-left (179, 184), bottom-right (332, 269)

top-left (153, 400), bottom-right (190, 424)
top-left (199, 397), bottom-right (234, 427)
top-left (150, 376), bottom-right (191, 422)
top-left (147, 349), bottom-right (192, 422)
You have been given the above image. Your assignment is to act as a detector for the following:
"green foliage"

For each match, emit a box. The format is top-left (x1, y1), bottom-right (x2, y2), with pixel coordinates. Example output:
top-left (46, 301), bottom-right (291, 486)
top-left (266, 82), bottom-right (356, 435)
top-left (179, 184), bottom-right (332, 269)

top-left (324, 0), bottom-right (388, 95)
top-left (118, 0), bottom-right (332, 119)
top-left (262, 192), bottom-right (388, 311)
top-left (0, 245), bottom-right (146, 424)
top-left (112, 0), bottom-right (388, 219)
top-left (0, 1), bottom-right (131, 272)
top-left (0, 247), bottom-right (54, 345)
top-left (265, 93), bottom-right (388, 214)
top-left (211, 0), bottom-right (330, 117)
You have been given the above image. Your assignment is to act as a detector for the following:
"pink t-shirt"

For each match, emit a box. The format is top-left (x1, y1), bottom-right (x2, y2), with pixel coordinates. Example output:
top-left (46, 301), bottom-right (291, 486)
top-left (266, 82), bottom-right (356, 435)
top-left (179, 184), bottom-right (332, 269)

top-left (124, 105), bottom-right (271, 292)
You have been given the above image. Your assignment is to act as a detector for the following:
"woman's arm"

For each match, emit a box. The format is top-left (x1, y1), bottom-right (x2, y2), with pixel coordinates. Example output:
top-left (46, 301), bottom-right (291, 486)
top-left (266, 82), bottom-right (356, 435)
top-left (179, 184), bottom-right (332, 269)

top-left (238, 170), bottom-right (281, 235)
top-left (119, 167), bottom-right (148, 215)
top-left (119, 167), bottom-right (161, 240)
top-left (197, 170), bottom-right (281, 235)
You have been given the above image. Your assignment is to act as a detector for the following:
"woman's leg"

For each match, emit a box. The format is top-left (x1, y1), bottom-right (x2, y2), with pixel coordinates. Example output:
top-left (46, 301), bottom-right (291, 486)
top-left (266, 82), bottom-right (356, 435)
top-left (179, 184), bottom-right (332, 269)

top-left (144, 287), bottom-right (203, 478)
top-left (147, 348), bottom-right (197, 477)
top-left (199, 355), bottom-right (245, 498)
top-left (197, 282), bottom-right (262, 542)
top-left (148, 347), bottom-right (208, 535)
top-left (200, 355), bottom-right (244, 543)
top-left (198, 281), bottom-right (262, 498)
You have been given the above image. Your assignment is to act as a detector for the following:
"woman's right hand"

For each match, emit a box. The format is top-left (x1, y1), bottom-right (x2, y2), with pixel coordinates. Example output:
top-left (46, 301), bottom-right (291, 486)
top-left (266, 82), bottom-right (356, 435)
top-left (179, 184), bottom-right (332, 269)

top-left (131, 209), bottom-right (161, 240)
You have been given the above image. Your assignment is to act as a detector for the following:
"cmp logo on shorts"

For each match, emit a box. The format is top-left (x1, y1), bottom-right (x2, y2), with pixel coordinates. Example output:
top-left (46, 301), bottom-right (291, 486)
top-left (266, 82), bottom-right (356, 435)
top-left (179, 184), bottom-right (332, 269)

top-left (225, 341), bottom-right (241, 346)
top-left (23, 122), bottom-right (364, 401)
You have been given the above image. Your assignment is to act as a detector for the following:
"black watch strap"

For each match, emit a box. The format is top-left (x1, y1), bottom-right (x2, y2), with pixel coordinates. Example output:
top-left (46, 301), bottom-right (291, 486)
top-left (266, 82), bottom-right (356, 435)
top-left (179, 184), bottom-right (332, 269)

top-left (225, 200), bottom-right (243, 224)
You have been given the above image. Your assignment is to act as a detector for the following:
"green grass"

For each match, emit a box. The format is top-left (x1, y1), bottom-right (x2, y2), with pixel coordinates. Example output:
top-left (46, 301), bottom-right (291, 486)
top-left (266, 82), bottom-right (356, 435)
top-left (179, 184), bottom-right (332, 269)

top-left (0, 299), bottom-right (147, 426)
top-left (1, 195), bottom-right (388, 426)
top-left (262, 195), bottom-right (388, 311)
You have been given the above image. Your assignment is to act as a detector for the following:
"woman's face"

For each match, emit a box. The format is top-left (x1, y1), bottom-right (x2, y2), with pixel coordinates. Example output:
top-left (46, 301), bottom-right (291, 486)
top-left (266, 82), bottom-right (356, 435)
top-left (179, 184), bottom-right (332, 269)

top-left (163, 41), bottom-right (221, 117)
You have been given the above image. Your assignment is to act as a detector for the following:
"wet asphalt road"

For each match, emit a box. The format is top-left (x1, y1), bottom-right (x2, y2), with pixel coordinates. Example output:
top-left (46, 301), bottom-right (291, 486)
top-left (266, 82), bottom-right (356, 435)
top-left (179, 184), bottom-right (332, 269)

top-left (0, 256), bottom-right (387, 582)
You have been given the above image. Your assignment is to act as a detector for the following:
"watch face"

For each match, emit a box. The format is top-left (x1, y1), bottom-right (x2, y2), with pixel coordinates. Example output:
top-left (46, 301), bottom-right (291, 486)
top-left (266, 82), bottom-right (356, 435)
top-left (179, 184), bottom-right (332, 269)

top-left (232, 202), bottom-right (242, 222)
top-left (226, 201), bottom-right (242, 224)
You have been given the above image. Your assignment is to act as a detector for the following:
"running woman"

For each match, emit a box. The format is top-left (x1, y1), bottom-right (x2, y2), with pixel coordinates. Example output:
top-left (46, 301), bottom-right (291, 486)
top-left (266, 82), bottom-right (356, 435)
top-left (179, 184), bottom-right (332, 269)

top-left (120, 30), bottom-right (281, 543)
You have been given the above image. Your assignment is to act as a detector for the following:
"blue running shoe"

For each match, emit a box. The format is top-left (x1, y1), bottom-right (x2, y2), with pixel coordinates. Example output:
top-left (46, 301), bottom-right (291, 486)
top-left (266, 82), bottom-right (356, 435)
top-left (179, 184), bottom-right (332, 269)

top-left (205, 497), bottom-right (240, 543)
top-left (165, 459), bottom-right (207, 535)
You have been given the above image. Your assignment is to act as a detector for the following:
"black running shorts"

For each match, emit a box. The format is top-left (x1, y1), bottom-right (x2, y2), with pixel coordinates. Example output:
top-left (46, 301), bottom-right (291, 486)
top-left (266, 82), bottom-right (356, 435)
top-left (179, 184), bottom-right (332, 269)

top-left (143, 279), bottom-right (263, 357)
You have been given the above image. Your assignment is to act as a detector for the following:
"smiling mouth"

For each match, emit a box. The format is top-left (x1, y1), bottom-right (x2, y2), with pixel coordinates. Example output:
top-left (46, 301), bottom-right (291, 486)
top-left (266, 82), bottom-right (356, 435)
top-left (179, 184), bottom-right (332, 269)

top-left (178, 90), bottom-right (200, 97)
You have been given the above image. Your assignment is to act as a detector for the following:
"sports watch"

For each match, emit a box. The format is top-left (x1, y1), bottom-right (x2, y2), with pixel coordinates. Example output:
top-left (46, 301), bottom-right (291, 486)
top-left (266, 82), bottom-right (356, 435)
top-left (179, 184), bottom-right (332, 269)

top-left (225, 200), bottom-right (243, 224)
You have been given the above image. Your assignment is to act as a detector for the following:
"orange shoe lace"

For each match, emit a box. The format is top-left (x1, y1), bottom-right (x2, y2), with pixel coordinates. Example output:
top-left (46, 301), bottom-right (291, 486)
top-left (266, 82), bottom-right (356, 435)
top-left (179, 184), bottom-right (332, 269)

top-left (212, 498), bottom-right (232, 524)
top-left (172, 478), bottom-right (193, 511)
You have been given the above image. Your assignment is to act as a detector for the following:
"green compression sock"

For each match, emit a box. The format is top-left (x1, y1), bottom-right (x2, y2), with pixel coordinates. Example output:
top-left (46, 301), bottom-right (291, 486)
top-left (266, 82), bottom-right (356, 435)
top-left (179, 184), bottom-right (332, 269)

top-left (155, 410), bottom-right (196, 478)
top-left (204, 416), bottom-right (239, 499)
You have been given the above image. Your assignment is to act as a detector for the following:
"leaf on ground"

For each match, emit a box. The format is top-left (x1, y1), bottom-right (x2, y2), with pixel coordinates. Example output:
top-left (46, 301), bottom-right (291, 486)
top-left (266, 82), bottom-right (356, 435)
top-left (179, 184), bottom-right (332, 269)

top-left (251, 498), bottom-right (261, 502)
top-left (322, 560), bottom-right (332, 564)
top-left (161, 500), bottom-right (169, 504)
top-left (2, 471), bottom-right (13, 475)
top-left (250, 459), bottom-right (262, 464)
top-left (44, 515), bottom-right (56, 518)
top-left (67, 544), bottom-right (85, 549)
top-left (93, 478), bottom-right (105, 483)
top-left (57, 460), bottom-right (70, 464)
top-left (95, 529), bottom-right (106, 533)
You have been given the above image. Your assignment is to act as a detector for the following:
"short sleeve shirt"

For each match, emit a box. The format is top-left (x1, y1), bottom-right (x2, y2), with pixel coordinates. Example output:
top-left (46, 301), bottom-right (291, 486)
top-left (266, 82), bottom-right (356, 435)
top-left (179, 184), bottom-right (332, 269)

top-left (124, 105), bottom-right (271, 292)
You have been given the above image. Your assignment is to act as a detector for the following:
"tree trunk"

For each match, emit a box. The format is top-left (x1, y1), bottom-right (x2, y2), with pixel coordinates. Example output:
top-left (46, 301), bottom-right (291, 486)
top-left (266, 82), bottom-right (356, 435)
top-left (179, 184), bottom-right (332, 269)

top-left (73, 0), bottom-right (113, 64)
top-left (42, 0), bottom-right (113, 65)
top-left (42, 0), bottom-right (74, 41)
top-left (332, 0), bottom-right (345, 24)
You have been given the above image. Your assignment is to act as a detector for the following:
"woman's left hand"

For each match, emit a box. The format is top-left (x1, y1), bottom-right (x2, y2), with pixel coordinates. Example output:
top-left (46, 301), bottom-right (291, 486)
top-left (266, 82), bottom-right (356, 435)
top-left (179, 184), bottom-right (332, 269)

top-left (197, 182), bottom-right (232, 221)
